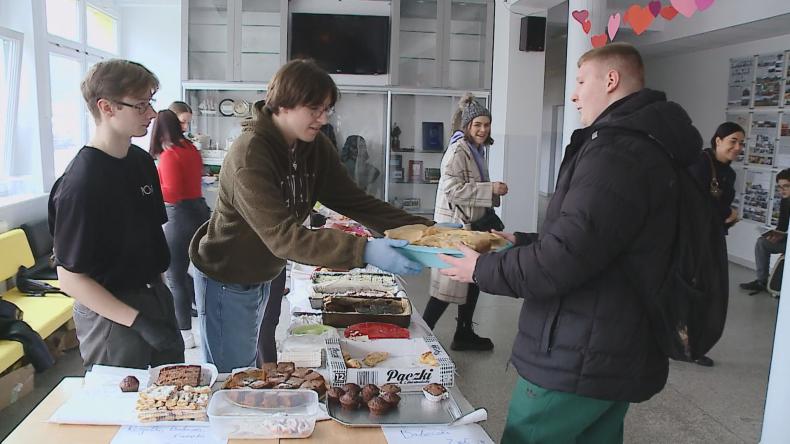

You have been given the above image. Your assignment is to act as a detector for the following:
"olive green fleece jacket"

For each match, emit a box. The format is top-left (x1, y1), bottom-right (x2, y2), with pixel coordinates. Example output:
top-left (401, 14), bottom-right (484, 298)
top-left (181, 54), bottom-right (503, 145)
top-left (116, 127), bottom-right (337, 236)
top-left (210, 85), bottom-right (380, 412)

top-left (189, 108), bottom-right (432, 284)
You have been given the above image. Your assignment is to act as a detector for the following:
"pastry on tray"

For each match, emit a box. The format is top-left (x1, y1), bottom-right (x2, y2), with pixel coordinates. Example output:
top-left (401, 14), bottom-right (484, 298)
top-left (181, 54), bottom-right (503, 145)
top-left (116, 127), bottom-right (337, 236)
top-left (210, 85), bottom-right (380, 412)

top-left (362, 351), bottom-right (389, 367)
top-left (384, 224), bottom-right (508, 253)
top-left (419, 350), bottom-right (439, 367)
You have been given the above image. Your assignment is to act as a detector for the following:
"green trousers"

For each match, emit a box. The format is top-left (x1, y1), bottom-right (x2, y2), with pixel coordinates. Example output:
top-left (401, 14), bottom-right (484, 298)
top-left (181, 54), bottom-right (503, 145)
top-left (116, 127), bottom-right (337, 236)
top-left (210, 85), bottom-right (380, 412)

top-left (501, 377), bottom-right (630, 444)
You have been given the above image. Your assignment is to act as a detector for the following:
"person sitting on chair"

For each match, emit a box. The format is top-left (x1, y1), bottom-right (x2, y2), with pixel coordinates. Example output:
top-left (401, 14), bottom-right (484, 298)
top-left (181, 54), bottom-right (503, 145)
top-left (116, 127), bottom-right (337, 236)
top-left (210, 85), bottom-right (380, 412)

top-left (741, 169), bottom-right (790, 294)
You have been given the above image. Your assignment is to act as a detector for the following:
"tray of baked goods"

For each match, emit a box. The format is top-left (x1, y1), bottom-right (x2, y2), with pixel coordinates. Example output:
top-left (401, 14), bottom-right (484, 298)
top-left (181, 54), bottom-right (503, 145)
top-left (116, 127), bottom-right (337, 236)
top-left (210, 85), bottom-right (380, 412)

top-left (221, 362), bottom-right (328, 398)
top-left (384, 224), bottom-right (512, 268)
top-left (309, 270), bottom-right (406, 310)
top-left (321, 295), bottom-right (412, 327)
top-left (327, 382), bottom-right (472, 427)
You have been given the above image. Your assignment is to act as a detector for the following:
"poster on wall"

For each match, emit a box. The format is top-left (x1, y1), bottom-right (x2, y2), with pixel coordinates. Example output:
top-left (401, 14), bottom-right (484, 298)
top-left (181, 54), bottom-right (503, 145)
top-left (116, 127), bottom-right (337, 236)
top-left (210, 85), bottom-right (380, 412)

top-left (777, 113), bottom-right (790, 168)
top-left (753, 52), bottom-right (785, 107)
top-left (748, 113), bottom-right (779, 166)
top-left (728, 56), bottom-right (754, 108)
top-left (726, 112), bottom-right (750, 163)
top-left (771, 175), bottom-right (784, 226)
top-left (742, 169), bottom-right (772, 224)
top-left (785, 51), bottom-right (790, 107)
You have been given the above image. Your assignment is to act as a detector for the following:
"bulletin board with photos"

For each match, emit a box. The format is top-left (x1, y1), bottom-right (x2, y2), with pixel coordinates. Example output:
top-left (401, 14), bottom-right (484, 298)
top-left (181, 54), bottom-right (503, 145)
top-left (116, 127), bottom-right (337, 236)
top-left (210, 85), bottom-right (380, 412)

top-left (726, 50), bottom-right (790, 226)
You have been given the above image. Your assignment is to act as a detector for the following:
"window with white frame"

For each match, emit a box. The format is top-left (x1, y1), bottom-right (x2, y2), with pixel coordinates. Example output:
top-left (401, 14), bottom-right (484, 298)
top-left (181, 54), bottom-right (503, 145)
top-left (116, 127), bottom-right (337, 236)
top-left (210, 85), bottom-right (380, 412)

top-left (45, 0), bottom-right (118, 177)
top-left (0, 27), bottom-right (24, 200)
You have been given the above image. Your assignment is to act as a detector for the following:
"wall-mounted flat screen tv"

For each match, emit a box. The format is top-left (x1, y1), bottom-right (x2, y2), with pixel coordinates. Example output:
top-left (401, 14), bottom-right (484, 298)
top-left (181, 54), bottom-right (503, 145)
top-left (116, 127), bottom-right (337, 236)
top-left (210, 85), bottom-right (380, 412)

top-left (289, 13), bottom-right (390, 75)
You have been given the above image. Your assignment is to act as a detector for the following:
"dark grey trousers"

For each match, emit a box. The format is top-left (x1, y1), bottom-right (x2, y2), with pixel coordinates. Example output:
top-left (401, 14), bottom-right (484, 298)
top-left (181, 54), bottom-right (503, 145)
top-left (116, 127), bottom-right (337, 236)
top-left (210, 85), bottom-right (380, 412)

top-left (73, 278), bottom-right (185, 370)
top-left (257, 268), bottom-right (287, 364)
top-left (163, 198), bottom-right (210, 330)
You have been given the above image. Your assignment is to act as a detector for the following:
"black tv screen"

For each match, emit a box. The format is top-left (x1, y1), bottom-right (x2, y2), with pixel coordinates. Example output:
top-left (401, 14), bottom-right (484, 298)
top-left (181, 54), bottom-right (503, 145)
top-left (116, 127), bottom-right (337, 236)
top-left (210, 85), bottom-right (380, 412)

top-left (290, 13), bottom-right (390, 75)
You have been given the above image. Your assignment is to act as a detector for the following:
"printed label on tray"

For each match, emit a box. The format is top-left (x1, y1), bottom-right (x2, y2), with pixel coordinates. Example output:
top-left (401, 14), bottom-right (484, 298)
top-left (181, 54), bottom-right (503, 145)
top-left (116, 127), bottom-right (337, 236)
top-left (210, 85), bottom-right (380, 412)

top-left (384, 368), bottom-right (435, 385)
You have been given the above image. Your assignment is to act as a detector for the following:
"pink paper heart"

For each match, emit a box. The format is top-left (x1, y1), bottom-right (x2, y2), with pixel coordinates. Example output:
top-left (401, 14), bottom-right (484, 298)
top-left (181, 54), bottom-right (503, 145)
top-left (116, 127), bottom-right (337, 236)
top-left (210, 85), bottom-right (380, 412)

top-left (670, 0), bottom-right (697, 17)
top-left (648, 1), bottom-right (662, 16)
top-left (607, 13), bottom-right (621, 41)
top-left (695, 0), bottom-right (714, 11)
top-left (572, 9), bottom-right (589, 25)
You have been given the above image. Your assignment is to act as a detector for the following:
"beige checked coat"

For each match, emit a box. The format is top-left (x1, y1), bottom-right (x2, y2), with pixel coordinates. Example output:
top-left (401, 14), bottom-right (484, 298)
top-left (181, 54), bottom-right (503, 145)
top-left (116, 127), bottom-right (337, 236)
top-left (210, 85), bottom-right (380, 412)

top-left (429, 135), bottom-right (500, 304)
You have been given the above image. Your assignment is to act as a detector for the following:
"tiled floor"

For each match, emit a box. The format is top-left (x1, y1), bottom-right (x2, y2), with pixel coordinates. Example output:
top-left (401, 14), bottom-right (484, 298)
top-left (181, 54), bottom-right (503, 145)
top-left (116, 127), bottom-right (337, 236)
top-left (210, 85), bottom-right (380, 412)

top-left (0, 263), bottom-right (778, 443)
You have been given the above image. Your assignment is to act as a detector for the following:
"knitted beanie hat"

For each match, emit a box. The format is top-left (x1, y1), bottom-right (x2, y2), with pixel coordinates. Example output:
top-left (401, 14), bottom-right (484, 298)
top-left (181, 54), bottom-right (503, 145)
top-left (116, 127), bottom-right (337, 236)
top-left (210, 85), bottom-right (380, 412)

top-left (460, 95), bottom-right (491, 130)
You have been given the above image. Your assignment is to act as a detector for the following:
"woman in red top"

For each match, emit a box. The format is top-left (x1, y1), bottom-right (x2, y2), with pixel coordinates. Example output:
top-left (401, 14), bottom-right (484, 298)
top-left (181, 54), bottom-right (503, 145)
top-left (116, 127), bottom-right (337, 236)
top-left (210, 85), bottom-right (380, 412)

top-left (149, 109), bottom-right (210, 349)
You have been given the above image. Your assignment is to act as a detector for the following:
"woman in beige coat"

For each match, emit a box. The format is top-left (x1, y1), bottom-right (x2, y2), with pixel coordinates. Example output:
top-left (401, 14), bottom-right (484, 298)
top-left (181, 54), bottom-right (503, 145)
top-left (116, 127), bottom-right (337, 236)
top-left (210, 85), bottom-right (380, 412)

top-left (423, 94), bottom-right (508, 351)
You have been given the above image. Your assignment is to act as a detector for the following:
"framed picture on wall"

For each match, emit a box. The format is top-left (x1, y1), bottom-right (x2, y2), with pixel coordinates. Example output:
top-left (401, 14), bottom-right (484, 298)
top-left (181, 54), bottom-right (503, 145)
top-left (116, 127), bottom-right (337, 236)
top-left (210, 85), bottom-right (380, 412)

top-left (422, 122), bottom-right (444, 151)
top-left (754, 52), bottom-right (785, 107)
top-left (728, 56), bottom-right (755, 108)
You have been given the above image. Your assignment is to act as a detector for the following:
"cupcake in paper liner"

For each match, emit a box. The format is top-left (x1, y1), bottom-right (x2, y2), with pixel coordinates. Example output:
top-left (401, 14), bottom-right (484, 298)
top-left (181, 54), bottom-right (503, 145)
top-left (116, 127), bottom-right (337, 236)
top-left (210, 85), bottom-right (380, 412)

top-left (422, 383), bottom-right (449, 402)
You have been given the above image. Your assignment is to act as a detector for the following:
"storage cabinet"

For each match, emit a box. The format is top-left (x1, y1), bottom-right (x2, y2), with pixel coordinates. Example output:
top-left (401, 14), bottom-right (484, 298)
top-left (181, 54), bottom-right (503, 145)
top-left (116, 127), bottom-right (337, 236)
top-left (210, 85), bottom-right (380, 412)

top-left (185, 0), bottom-right (286, 82)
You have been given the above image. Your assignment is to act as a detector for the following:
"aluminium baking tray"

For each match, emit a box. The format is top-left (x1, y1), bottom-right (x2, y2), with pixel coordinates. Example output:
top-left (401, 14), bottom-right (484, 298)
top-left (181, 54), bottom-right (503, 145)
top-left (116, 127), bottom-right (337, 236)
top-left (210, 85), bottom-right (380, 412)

top-left (327, 385), bottom-right (474, 427)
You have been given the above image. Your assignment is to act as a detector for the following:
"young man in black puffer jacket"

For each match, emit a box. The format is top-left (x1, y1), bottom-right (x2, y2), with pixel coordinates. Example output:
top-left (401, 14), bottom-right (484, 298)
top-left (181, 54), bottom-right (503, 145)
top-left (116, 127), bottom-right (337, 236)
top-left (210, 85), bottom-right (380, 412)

top-left (440, 43), bottom-right (703, 443)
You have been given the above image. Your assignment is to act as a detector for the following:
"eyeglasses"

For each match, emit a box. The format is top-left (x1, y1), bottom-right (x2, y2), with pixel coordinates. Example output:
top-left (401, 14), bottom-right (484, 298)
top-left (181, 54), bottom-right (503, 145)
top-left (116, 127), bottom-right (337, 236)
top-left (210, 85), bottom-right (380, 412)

top-left (778, 184), bottom-right (790, 190)
top-left (110, 98), bottom-right (156, 115)
top-left (308, 105), bottom-right (335, 119)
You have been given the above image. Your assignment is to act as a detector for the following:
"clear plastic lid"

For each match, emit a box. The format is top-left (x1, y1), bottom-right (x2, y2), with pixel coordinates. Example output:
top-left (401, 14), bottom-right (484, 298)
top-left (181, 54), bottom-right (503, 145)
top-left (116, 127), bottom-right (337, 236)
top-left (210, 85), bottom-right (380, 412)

top-left (208, 389), bottom-right (319, 418)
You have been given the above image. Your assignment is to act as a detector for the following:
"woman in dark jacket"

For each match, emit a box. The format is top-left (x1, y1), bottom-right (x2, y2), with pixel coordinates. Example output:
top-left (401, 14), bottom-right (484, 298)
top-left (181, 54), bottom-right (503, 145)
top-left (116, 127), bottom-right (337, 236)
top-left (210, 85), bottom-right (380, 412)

top-left (687, 121), bottom-right (745, 367)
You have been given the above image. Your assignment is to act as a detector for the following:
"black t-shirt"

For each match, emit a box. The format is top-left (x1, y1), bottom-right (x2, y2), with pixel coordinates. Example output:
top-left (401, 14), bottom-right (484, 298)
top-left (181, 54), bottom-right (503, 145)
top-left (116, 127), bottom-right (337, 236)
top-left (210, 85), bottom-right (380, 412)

top-left (48, 145), bottom-right (170, 292)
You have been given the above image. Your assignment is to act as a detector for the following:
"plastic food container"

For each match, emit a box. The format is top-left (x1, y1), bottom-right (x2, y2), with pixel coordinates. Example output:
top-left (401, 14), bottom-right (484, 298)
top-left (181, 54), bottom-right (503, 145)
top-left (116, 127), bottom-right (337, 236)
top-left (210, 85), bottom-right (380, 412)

top-left (207, 389), bottom-right (319, 439)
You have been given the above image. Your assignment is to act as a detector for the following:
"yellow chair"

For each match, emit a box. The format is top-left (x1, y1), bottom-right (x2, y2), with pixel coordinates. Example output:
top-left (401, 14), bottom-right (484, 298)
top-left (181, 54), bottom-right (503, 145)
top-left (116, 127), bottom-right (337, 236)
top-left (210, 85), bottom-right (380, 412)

top-left (0, 229), bottom-right (74, 372)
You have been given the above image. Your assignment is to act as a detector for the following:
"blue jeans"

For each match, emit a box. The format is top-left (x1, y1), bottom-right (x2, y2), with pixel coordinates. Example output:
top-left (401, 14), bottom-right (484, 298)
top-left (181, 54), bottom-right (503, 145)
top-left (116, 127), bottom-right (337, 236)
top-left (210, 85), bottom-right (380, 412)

top-left (192, 268), bottom-right (270, 372)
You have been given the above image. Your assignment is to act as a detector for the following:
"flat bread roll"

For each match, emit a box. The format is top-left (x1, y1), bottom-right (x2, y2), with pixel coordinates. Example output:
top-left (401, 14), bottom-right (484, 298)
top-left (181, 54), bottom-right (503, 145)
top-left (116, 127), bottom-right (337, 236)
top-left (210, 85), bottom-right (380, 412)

top-left (384, 224), bottom-right (429, 243)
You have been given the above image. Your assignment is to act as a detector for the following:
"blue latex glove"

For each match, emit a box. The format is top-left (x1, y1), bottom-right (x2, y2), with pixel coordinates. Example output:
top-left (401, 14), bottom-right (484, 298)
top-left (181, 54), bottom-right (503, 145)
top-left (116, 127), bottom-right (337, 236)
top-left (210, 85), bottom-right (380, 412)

top-left (435, 222), bottom-right (463, 229)
top-left (363, 238), bottom-right (423, 276)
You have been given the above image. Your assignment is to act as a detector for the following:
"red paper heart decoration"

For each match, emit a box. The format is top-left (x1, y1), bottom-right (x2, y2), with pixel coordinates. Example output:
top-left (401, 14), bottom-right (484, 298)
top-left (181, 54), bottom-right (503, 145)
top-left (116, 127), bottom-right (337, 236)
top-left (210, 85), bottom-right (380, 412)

top-left (582, 19), bottom-right (592, 34)
top-left (648, 1), bottom-right (662, 16)
top-left (660, 5), bottom-right (679, 19)
top-left (624, 4), bottom-right (655, 35)
top-left (572, 10), bottom-right (589, 25)
top-left (591, 33), bottom-right (608, 48)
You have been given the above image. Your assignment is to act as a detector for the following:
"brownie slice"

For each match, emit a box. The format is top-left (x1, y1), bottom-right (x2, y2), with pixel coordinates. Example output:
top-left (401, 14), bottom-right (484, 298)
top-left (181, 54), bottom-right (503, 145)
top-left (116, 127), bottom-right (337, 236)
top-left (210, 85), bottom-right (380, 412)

top-left (155, 365), bottom-right (201, 388)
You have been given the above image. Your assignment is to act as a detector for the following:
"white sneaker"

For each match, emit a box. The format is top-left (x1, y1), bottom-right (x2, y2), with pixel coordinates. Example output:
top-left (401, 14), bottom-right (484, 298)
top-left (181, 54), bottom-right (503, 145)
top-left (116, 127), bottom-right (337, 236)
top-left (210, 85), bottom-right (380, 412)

top-left (180, 330), bottom-right (196, 349)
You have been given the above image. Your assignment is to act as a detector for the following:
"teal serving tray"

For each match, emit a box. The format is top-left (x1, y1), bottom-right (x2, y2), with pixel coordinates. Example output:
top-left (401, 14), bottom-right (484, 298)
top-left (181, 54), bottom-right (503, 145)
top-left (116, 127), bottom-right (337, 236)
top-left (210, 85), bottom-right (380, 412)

top-left (396, 242), bottom-right (513, 269)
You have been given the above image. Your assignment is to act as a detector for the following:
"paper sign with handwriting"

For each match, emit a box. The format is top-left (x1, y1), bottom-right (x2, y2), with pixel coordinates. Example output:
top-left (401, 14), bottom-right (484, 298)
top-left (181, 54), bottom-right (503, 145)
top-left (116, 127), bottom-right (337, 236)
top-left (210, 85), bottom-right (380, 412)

top-left (382, 424), bottom-right (493, 444)
top-left (110, 425), bottom-right (226, 444)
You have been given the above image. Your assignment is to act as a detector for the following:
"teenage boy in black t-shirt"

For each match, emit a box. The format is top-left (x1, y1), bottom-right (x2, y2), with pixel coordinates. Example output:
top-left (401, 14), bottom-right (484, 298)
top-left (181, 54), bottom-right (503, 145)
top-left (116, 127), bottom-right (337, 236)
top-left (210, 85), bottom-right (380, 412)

top-left (48, 59), bottom-right (184, 369)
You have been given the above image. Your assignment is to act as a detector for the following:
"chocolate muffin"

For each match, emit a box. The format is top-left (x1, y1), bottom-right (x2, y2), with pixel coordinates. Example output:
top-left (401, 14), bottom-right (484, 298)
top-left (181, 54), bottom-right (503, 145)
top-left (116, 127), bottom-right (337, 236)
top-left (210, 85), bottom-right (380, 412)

top-left (326, 387), bottom-right (346, 404)
top-left (360, 384), bottom-right (380, 403)
top-left (367, 396), bottom-right (390, 416)
top-left (422, 383), bottom-right (448, 402)
top-left (380, 391), bottom-right (401, 407)
top-left (379, 383), bottom-right (401, 394)
top-left (119, 375), bottom-right (140, 392)
top-left (342, 383), bottom-right (362, 395)
top-left (339, 391), bottom-right (361, 410)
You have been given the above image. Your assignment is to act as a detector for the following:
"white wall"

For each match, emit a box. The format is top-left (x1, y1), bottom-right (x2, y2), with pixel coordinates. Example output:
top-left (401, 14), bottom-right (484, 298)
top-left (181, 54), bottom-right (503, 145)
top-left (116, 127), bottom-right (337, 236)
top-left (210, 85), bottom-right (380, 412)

top-left (120, 0), bottom-right (182, 148)
top-left (645, 33), bottom-right (790, 267)
top-left (490, 2), bottom-right (545, 233)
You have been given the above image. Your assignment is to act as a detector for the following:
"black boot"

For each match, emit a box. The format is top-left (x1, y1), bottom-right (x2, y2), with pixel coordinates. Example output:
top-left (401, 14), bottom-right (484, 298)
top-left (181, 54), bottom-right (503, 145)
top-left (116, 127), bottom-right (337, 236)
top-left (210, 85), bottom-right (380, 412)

top-left (694, 355), bottom-right (714, 367)
top-left (451, 320), bottom-right (494, 351)
top-left (740, 280), bottom-right (766, 295)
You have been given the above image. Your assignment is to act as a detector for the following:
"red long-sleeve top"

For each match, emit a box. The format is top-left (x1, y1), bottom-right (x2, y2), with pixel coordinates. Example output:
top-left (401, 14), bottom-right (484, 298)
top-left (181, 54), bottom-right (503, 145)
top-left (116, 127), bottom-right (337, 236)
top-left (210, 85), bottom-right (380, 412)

top-left (157, 140), bottom-right (204, 204)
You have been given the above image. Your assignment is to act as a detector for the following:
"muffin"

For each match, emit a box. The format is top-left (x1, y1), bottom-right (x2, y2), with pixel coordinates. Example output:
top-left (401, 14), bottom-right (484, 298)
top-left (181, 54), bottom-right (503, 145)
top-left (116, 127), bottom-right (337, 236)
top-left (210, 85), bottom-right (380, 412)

top-left (422, 383), bottom-right (448, 402)
top-left (380, 391), bottom-right (401, 407)
top-left (367, 396), bottom-right (390, 416)
top-left (326, 387), bottom-right (346, 404)
top-left (360, 384), bottom-right (380, 403)
top-left (342, 383), bottom-right (362, 395)
top-left (339, 391), bottom-right (361, 410)
top-left (379, 383), bottom-right (401, 394)
top-left (119, 375), bottom-right (140, 392)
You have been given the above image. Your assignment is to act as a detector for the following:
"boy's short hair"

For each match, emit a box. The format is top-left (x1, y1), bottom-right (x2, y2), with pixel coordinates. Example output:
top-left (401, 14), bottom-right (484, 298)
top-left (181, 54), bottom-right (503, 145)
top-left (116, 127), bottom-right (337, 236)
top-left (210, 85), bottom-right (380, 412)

top-left (777, 169), bottom-right (790, 182)
top-left (168, 101), bottom-right (192, 115)
top-left (578, 42), bottom-right (645, 87)
top-left (264, 59), bottom-right (339, 114)
top-left (81, 59), bottom-right (159, 120)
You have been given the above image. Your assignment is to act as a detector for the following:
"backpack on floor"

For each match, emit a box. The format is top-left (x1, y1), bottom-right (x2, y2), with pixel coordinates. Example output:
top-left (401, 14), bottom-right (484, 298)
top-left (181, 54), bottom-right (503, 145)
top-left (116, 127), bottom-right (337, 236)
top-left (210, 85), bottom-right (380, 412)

top-left (613, 129), bottom-right (730, 362)
top-left (768, 254), bottom-right (784, 298)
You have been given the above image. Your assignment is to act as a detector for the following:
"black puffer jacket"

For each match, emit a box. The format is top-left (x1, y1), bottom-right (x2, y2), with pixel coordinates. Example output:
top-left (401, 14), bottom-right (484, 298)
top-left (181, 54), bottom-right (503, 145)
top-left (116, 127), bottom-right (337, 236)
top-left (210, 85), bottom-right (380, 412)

top-left (475, 89), bottom-right (702, 402)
